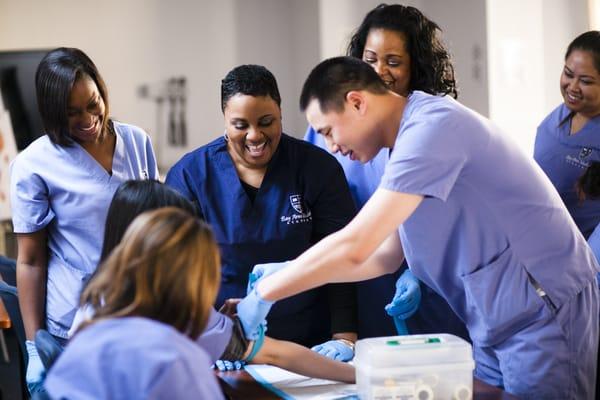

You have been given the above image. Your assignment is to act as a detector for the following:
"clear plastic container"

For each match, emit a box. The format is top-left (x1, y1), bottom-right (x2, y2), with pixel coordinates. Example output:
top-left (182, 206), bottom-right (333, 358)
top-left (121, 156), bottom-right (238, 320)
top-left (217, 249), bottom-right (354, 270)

top-left (354, 334), bottom-right (475, 400)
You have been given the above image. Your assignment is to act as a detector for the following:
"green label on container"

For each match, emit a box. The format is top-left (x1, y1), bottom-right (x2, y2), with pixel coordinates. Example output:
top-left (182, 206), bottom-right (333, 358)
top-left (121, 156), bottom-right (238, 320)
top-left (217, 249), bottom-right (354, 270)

top-left (386, 337), bottom-right (440, 346)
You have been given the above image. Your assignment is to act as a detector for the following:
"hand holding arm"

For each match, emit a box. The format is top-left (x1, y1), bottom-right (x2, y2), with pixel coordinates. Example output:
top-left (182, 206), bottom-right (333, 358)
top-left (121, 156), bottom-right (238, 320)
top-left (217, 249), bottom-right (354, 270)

top-left (236, 288), bottom-right (273, 340)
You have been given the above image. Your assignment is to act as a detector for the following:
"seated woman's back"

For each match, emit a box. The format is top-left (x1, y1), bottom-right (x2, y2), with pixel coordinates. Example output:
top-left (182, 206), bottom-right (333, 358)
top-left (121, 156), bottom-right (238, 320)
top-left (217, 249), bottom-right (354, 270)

top-left (44, 208), bottom-right (224, 399)
top-left (45, 317), bottom-right (223, 400)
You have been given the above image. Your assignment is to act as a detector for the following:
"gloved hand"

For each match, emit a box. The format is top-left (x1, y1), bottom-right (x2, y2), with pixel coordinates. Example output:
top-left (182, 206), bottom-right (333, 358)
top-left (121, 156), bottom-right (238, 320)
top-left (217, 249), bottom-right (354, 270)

top-left (248, 261), bottom-right (290, 293)
top-left (214, 359), bottom-right (246, 371)
top-left (25, 340), bottom-right (46, 394)
top-left (237, 287), bottom-right (273, 340)
top-left (385, 269), bottom-right (421, 320)
top-left (311, 339), bottom-right (354, 361)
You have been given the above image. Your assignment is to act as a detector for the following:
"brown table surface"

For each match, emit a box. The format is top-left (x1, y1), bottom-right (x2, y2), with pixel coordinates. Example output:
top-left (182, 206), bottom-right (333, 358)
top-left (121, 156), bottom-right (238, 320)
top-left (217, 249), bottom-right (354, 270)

top-left (217, 370), bottom-right (518, 399)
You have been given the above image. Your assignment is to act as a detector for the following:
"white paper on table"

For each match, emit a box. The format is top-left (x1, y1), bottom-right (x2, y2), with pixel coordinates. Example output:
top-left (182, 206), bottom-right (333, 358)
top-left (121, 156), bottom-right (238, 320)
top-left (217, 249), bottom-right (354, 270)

top-left (244, 364), bottom-right (357, 399)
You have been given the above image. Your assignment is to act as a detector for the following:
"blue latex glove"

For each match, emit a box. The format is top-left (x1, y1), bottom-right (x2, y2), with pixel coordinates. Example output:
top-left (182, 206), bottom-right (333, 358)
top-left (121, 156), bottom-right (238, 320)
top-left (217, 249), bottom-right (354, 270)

top-left (385, 269), bottom-right (421, 320)
top-left (311, 340), bottom-right (354, 361)
top-left (248, 261), bottom-right (290, 294)
top-left (237, 287), bottom-right (274, 340)
top-left (25, 340), bottom-right (46, 394)
top-left (215, 360), bottom-right (245, 371)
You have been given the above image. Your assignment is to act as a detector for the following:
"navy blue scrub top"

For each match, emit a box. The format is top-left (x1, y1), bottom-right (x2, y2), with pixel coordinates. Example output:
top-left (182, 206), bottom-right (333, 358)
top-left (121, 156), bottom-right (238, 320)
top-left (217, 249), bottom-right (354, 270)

top-left (166, 134), bottom-right (356, 346)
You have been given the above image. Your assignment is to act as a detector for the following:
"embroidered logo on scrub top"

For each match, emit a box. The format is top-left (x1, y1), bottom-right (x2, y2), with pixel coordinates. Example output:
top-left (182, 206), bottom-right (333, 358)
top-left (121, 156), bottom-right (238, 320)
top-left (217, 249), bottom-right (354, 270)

top-left (280, 194), bottom-right (312, 225)
top-left (290, 195), bottom-right (304, 213)
top-left (579, 147), bottom-right (593, 160)
top-left (566, 147), bottom-right (593, 169)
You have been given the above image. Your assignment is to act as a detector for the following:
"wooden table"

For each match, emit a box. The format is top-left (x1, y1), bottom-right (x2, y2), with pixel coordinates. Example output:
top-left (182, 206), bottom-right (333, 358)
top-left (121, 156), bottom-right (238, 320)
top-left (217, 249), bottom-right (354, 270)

top-left (217, 370), bottom-right (518, 399)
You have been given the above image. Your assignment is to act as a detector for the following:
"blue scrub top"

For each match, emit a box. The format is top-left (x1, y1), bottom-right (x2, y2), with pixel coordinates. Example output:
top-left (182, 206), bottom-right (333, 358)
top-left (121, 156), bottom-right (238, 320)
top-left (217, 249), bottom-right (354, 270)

top-left (381, 91), bottom-right (598, 347)
top-left (534, 103), bottom-right (600, 238)
top-left (10, 121), bottom-right (159, 338)
top-left (305, 127), bottom-right (469, 341)
top-left (45, 317), bottom-right (224, 400)
top-left (166, 134), bottom-right (356, 346)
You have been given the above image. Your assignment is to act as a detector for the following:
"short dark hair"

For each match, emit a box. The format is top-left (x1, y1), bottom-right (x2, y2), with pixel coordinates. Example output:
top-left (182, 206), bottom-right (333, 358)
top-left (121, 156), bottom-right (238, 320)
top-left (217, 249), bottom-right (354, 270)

top-left (99, 180), bottom-right (197, 262)
top-left (35, 47), bottom-right (111, 146)
top-left (566, 31), bottom-right (600, 73)
top-left (347, 3), bottom-right (457, 98)
top-left (300, 56), bottom-right (388, 113)
top-left (221, 64), bottom-right (281, 112)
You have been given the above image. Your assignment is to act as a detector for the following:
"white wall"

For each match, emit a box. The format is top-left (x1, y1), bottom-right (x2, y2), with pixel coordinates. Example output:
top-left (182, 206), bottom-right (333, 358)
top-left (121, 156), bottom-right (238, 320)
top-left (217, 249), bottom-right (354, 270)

top-left (0, 0), bottom-right (316, 170)
top-left (486, 0), bottom-right (588, 155)
top-left (0, 0), bottom-right (163, 154)
top-left (424, 0), bottom-right (488, 115)
top-left (318, 0), bottom-right (423, 60)
top-left (0, 0), bottom-right (591, 168)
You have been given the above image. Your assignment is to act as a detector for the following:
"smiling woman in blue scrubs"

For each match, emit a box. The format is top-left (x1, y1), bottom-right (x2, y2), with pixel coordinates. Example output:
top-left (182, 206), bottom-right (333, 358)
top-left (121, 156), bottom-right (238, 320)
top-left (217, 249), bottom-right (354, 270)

top-left (305, 3), bottom-right (468, 340)
top-left (535, 31), bottom-right (600, 239)
top-left (10, 47), bottom-right (158, 394)
top-left (166, 65), bottom-right (357, 356)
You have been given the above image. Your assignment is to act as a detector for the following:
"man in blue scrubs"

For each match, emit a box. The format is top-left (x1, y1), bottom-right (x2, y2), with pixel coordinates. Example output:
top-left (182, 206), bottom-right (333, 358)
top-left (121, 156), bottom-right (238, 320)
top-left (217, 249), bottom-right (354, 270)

top-left (238, 57), bottom-right (599, 399)
top-left (305, 129), bottom-right (470, 341)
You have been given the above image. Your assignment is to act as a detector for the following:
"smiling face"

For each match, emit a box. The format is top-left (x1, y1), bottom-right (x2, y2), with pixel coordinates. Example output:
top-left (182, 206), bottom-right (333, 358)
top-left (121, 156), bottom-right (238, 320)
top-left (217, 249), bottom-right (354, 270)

top-left (305, 97), bottom-right (380, 163)
top-left (362, 28), bottom-right (411, 96)
top-left (561, 49), bottom-right (600, 118)
top-left (67, 74), bottom-right (106, 144)
top-left (224, 94), bottom-right (282, 170)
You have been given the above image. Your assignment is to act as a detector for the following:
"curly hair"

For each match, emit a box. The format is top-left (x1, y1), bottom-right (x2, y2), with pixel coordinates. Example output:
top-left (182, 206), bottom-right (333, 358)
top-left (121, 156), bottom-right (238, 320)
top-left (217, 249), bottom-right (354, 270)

top-left (347, 3), bottom-right (457, 98)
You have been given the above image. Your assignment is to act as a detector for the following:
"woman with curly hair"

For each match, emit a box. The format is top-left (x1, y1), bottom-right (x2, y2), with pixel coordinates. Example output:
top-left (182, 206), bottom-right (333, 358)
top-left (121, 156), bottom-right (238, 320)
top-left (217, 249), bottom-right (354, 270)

top-left (305, 3), bottom-right (467, 342)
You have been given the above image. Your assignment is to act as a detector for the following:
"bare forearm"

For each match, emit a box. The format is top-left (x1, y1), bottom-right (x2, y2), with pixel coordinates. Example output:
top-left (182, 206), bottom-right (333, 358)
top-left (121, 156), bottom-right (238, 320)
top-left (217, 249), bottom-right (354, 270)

top-left (256, 191), bottom-right (420, 303)
top-left (253, 337), bottom-right (355, 383)
top-left (17, 261), bottom-right (47, 339)
top-left (259, 230), bottom-right (404, 302)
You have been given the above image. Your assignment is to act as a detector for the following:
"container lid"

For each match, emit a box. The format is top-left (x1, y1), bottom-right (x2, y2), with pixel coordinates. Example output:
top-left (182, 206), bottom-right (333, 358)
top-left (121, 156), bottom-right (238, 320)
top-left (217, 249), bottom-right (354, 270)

top-left (354, 334), bottom-right (473, 368)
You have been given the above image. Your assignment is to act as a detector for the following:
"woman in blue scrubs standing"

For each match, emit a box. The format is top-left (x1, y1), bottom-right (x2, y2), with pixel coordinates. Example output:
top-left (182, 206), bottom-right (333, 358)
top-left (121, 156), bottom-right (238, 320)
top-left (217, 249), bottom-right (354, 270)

top-left (534, 31), bottom-right (600, 239)
top-left (166, 65), bottom-right (358, 356)
top-left (304, 3), bottom-right (468, 340)
top-left (10, 47), bottom-right (158, 394)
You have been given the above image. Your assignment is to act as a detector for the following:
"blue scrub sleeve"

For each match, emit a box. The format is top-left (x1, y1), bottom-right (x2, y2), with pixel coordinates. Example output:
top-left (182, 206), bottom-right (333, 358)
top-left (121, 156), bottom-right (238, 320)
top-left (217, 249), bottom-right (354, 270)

top-left (380, 112), bottom-right (468, 201)
top-left (165, 164), bottom-right (205, 219)
top-left (10, 160), bottom-right (55, 233)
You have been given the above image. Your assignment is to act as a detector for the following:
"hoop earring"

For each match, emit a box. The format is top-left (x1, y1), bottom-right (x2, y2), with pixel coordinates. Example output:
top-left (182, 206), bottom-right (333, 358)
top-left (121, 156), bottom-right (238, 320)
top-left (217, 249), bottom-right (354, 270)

top-left (224, 133), bottom-right (229, 141)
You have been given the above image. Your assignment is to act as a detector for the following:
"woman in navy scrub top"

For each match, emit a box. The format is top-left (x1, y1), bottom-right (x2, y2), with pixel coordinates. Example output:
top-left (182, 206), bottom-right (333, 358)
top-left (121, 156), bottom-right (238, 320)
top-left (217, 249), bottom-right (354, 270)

top-left (166, 64), bottom-right (358, 352)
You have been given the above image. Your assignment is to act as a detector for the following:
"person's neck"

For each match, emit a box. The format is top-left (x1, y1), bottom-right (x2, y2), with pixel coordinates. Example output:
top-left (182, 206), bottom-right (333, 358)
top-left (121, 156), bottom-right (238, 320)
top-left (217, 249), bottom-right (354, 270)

top-left (570, 111), bottom-right (598, 135)
top-left (377, 92), bottom-right (408, 148)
